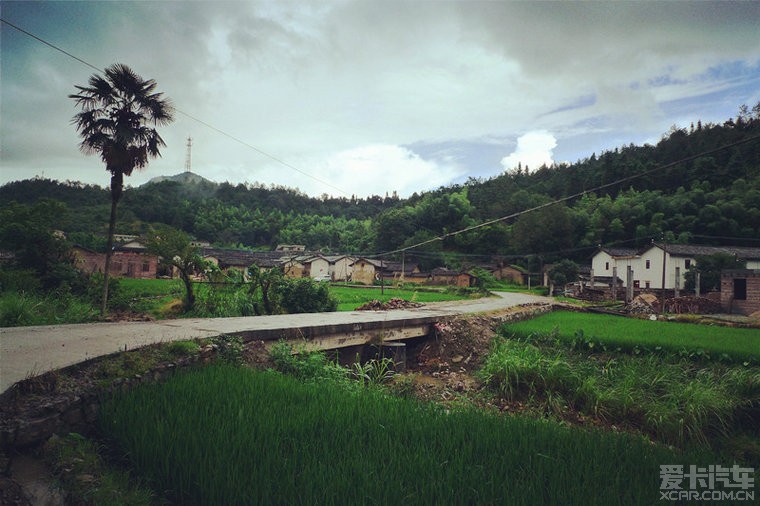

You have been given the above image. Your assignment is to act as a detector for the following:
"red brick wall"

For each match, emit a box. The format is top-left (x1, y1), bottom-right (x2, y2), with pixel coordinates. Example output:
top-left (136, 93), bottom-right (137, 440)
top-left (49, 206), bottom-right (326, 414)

top-left (111, 251), bottom-right (158, 279)
top-left (721, 271), bottom-right (760, 315)
top-left (73, 248), bottom-right (158, 279)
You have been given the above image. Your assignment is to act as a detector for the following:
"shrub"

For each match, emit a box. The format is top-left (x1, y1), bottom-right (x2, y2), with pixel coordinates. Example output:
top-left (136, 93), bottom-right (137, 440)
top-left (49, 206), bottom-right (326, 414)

top-left (279, 277), bottom-right (337, 314)
top-left (269, 341), bottom-right (347, 383)
top-left (168, 340), bottom-right (200, 356)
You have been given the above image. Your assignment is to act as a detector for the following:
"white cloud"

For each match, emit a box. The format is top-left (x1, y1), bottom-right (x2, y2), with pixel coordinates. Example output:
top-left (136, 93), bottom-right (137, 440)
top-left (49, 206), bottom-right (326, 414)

top-left (2, 1), bottom-right (759, 194)
top-left (500, 131), bottom-right (557, 172)
top-left (321, 144), bottom-right (462, 198)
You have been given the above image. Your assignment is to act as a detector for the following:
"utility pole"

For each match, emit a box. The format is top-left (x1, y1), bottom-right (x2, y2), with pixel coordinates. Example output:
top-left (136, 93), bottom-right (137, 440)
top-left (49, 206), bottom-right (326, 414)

top-left (660, 244), bottom-right (667, 315)
top-left (400, 251), bottom-right (405, 284)
top-left (184, 136), bottom-right (192, 173)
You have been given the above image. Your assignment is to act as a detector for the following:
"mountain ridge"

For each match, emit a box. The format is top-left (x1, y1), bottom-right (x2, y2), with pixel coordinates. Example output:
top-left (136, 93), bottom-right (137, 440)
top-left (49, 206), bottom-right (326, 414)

top-left (142, 171), bottom-right (215, 186)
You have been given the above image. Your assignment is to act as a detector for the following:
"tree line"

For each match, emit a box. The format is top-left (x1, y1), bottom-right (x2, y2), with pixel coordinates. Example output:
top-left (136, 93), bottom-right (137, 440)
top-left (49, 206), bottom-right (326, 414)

top-left (2, 104), bottom-right (759, 271)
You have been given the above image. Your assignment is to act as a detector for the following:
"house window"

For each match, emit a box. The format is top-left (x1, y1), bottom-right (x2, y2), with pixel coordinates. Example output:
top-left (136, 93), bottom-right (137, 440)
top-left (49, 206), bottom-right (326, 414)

top-left (142, 262), bottom-right (150, 272)
top-left (605, 262), bottom-right (609, 271)
top-left (685, 259), bottom-right (692, 269)
top-left (734, 278), bottom-right (747, 300)
top-left (634, 280), bottom-right (640, 288)
top-left (645, 281), bottom-right (651, 289)
top-left (645, 260), bottom-right (651, 269)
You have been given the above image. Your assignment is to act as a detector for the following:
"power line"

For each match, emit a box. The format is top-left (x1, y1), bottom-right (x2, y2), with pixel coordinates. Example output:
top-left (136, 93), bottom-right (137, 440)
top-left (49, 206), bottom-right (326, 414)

top-left (380, 132), bottom-right (760, 256)
top-left (0, 17), bottom-right (350, 196)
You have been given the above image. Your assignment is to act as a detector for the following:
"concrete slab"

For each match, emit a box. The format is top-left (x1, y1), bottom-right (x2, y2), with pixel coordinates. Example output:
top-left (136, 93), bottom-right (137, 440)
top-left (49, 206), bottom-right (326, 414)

top-left (0, 292), bottom-right (550, 393)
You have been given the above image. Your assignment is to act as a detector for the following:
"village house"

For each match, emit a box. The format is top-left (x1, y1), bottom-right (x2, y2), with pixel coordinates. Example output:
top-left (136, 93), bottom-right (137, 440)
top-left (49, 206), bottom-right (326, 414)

top-left (73, 242), bottom-right (158, 279)
top-left (324, 255), bottom-right (355, 282)
top-left (491, 264), bottom-right (529, 285)
top-left (721, 269), bottom-right (760, 315)
top-left (203, 248), bottom-right (304, 279)
top-left (590, 247), bottom-right (639, 286)
top-left (430, 268), bottom-right (476, 288)
top-left (382, 261), bottom-right (421, 282)
top-left (349, 258), bottom-right (385, 285)
top-left (591, 243), bottom-right (760, 293)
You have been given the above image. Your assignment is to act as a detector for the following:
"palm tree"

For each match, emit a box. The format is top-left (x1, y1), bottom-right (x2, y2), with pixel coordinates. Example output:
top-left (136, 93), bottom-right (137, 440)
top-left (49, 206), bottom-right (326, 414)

top-left (70, 63), bottom-right (174, 315)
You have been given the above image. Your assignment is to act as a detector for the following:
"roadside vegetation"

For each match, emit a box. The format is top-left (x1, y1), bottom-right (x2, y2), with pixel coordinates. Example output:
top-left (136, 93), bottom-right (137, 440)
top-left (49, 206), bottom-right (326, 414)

top-left (22, 308), bottom-right (760, 504)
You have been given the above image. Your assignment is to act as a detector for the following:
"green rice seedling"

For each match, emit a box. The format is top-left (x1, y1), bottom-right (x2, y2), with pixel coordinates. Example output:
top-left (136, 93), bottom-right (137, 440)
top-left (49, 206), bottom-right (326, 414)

top-left (100, 365), bottom-right (722, 505)
top-left (504, 311), bottom-right (760, 363)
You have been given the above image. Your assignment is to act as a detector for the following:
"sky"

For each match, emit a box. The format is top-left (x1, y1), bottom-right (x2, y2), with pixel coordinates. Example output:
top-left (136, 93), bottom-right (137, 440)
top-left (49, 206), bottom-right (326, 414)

top-left (1, 1), bottom-right (759, 198)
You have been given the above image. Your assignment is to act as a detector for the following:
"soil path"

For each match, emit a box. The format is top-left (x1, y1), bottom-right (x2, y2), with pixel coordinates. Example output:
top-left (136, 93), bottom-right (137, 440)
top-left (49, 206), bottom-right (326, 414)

top-left (0, 292), bottom-right (550, 393)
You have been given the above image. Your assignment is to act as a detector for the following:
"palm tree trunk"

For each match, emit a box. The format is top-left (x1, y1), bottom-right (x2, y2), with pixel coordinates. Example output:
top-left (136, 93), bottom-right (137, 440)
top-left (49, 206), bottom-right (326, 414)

top-left (101, 197), bottom-right (118, 316)
top-left (101, 173), bottom-right (123, 316)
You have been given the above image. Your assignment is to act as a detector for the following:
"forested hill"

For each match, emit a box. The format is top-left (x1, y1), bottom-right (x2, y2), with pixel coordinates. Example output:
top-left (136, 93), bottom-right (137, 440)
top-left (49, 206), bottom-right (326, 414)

top-left (2, 105), bottom-right (759, 266)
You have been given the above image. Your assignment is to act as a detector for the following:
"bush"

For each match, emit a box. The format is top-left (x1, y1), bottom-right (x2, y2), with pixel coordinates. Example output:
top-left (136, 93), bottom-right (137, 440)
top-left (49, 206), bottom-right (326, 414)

top-left (0, 268), bottom-right (41, 293)
top-left (269, 341), bottom-right (347, 382)
top-left (279, 277), bottom-right (337, 314)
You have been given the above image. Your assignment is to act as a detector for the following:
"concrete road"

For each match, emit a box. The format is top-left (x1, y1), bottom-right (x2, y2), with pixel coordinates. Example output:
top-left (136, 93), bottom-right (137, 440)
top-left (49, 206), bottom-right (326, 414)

top-left (0, 292), bottom-right (550, 393)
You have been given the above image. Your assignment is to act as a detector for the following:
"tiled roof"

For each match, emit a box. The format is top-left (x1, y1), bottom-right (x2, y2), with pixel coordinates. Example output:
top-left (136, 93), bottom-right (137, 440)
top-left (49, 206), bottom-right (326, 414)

top-left (600, 247), bottom-right (639, 257)
top-left (650, 243), bottom-right (760, 259)
top-left (202, 248), bottom-right (314, 268)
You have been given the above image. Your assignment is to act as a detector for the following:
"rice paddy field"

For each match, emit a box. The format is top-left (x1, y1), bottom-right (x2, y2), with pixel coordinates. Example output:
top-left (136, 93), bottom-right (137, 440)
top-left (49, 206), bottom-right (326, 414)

top-left (329, 285), bottom-right (474, 311)
top-left (100, 364), bottom-right (717, 506)
top-left (504, 310), bottom-right (760, 362)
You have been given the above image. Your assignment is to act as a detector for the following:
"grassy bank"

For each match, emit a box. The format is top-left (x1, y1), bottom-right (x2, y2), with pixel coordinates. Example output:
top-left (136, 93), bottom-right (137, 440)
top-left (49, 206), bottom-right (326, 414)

top-left (505, 310), bottom-right (760, 362)
top-left (480, 336), bottom-right (760, 450)
top-left (100, 364), bottom-right (716, 506)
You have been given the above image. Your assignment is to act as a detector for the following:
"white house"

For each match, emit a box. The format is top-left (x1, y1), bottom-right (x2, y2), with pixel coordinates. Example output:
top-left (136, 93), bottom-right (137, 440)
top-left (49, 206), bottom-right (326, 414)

top-left (591, 243), bottom-right (760, 291)
top-left (590, 247), bottom-right (638, 284)
top-left (324, 255), bottom-right (355, 282)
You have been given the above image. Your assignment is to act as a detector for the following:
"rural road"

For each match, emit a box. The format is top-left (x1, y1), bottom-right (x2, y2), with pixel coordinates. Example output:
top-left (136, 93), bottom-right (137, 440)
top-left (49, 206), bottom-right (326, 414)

top-left (0, 292), bottom-right (550, 393)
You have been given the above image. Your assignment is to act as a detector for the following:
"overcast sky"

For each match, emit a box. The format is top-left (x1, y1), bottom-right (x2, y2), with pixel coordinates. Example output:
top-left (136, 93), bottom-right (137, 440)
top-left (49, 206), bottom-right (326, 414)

top-left (2, 1), bottom-right (759, 198)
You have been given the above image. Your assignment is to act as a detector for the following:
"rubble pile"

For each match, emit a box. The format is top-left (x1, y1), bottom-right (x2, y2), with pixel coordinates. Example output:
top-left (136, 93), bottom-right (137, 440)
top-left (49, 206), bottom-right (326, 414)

top-left (661, 296), bottom-right (722, 314)
top-left (355, 298), bottom-right (424, 311)
top-left (573, 288), bottom-right (609, 302)
top-left (627, 294), bottom-right (658, 315)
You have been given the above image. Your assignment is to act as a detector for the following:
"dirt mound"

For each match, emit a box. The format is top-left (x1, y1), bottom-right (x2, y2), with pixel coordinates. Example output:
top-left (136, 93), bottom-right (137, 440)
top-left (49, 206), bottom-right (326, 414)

top-left (355, 298), bottom-right (424, 311)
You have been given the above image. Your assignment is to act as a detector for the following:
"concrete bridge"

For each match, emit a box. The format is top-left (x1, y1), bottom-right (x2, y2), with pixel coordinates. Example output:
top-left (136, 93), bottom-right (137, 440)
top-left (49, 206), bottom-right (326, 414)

top-left (0, 292), bottom-right (551, 393)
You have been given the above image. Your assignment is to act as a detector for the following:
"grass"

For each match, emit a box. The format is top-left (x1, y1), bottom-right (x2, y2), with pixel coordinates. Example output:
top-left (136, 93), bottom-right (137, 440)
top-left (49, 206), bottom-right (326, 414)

top-left (504, 310), bottom-right (760, 363)
top-left (43, 432), bottom-right (157, 506)
top-left (115, 277), bottom-right (184, 316)
top-left (0, 291), bottom-right (98, 327)
top-left (100, 364), bottom-right (719, 506)
top-left (329, 285), bottom-right (480, 311)
top-left (479, 336), bottom-right (760, 449)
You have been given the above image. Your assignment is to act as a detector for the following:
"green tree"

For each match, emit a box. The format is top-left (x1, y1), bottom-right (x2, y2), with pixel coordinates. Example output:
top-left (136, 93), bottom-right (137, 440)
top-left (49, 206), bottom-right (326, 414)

top-left (0, 200), bottom-right (81, 290)
top-left (278, 277), bottom-right (337, 314)
top-left (548, 259), bottom-right (579, 289)
top-left (684, 253), bottom-right (745, 294)
top-left (70, 63), bottom-right (174, 315)
top-left (511, 204), bottom-right (575, 258)
top-left (247, 265), bottom-right (286, 315)
top-left (143, 226), bottom-right (202, 310)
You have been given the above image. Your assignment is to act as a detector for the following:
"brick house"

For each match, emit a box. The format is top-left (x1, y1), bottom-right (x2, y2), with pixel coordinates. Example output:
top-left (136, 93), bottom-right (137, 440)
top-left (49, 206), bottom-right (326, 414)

top-left (721, 269), bottom-right (760, 315)
top-left (72, 244), bottom-right (158, 279)
top-left (430, 268), bottom-right (475, 287)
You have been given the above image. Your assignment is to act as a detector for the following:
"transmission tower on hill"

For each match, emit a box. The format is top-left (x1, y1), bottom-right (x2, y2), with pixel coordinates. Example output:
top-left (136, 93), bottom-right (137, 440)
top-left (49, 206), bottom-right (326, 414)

top-left (184, 136), bottom-right (192, 172)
